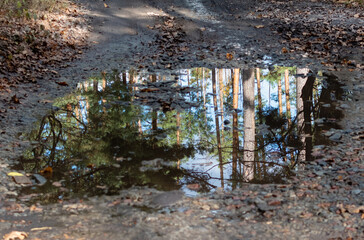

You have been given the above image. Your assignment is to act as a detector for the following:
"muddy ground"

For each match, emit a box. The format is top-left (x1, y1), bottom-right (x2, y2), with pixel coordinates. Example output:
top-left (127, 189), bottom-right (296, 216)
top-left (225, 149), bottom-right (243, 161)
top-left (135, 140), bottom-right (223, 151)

top-left (0, 0), bottom-right (363, 239)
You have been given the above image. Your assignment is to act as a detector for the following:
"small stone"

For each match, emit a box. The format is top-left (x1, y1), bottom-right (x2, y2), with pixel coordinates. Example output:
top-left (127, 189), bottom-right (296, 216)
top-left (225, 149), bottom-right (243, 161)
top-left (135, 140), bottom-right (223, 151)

top-left (329, 133), bottom-right (342, 141)
top-left (340, 104), bottom-right (350, 109)
top-left (352, 189), bottom-right (361, 195)
top-left (12, 176), bottom-right (32, 185)
top-left (32, 174), bottom-right (47, 185)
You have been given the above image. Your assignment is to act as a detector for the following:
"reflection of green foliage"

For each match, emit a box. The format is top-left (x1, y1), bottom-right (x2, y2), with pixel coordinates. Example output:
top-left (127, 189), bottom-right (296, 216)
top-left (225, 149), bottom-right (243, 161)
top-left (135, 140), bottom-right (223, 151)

top-left (190, 67), bottom-right (211, 82)
top-left (263, 66), bottom-right (296, 84)
top-left (19, 71), bottom-right (213, 202)
top-left (18, 67), bottom-right (332, 202)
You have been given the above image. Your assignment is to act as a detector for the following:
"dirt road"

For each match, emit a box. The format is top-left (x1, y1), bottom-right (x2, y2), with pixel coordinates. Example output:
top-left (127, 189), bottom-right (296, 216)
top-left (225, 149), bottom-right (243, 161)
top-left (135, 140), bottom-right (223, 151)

top-left (1, 0), bottom-right (363, 239)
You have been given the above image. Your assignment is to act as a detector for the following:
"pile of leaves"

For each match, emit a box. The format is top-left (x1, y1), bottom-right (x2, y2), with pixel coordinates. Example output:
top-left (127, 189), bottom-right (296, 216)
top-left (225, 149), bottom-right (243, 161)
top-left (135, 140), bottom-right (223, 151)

top-left (255, 0), bottom-right (364, 69)
top-left (0, 0), bottom-right (89, 91)
top-left (141, 16), bottom-right (190, 69)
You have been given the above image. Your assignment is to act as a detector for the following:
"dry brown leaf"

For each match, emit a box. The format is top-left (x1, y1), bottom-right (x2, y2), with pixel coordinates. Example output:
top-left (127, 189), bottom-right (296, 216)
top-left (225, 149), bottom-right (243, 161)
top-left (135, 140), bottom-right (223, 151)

top-left (226, 53), bottom-right (234, 60)
top-left (29, 205), bottom-right (43, 212)
top-left (3, 231), bottom-right (28, 240)
top-left (40, 166), bottom-right (53, 175)
top-left (254, 25), bottom-right (265, 29)
top-left (11, 95), bottom-right (20, 104)
top-left (281, 47), bottom-right (289, 53)
top-left (56, 81), bottom-right (69, 86)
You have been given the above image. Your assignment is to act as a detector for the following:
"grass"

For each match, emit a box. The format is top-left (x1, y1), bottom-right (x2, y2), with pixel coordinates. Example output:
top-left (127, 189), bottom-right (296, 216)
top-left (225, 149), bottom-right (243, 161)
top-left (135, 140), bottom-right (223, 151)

top-left (0, 0), bottom-right (65, 18)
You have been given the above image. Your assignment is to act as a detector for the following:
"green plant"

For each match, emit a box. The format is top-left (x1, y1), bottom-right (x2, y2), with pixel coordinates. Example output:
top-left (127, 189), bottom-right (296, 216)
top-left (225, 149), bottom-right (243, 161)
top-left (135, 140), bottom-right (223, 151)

top-left (1, 0), bottom-right (61, 18)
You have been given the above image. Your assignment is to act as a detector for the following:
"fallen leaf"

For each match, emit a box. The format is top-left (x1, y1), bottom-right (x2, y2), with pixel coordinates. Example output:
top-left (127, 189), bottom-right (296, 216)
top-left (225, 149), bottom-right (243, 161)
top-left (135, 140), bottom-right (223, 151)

top-left (3, 231), bottom-right (28, 240)
top-left (226, 53), bottom-right (234, 60)
top-left (268, 200), bottom-right (282, 206)
top-left (29, 205), bottom-right (43, 212)
top-left (7, 172), bottom-right (24, 177)
top-left (30, 227), bottom-right (52, 231)
top-left (87, 164), bottom-right (95, 169)
top-left (255, 25), bottom-right (265, 29)
top-left (345, 205), bottom-right (364, 214)
top-left (104, 3), bottom-right (109, 8)
top-left (281, 47), bottom-right (289, 53)
top-left (11, 95), bottom-right (20, 104)
top-left (40, 166), bottom-right (53, 175)
top-left (56, 81), bottom-right (69, 86)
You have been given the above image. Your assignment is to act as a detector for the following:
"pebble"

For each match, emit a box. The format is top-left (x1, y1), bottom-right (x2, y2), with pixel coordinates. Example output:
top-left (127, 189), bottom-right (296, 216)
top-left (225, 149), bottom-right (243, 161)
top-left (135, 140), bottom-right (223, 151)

top-left (329, 133), bottom-right (342, 141)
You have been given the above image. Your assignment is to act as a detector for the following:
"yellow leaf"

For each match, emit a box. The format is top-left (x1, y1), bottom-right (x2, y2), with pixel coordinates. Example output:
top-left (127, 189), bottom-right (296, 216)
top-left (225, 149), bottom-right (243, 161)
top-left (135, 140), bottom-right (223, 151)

top-left (104, 3), bottom-right (109, 8)
top-left (7, 172), bottom-right (24, 177)
top-left (255, 25), bottom-right (264, 29)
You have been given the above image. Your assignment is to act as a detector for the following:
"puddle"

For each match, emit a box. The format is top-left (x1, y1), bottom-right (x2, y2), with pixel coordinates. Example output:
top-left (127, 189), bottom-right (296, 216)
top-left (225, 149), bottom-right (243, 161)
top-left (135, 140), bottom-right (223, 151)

top-left (15, 66), bottom-right (347, 203)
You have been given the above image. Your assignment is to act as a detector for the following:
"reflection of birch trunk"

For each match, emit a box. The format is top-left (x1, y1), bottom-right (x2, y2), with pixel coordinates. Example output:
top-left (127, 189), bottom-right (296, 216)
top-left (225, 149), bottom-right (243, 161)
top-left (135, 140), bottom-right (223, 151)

top-left (232, 69), bottom-right (240, 184)
top-left (138, 119), bottom-right (143, 135)
top-left (243, 68), bottom-right (255, 182)
top-left (202, 68), bottom-right (206, 110)
top-left (151, 74), bottom-right (157, 130)
top-left (296, 68), bottom-right (309, 162)
top-left (256, 68), bottom-right (263, 122)
top-left (102, 72), bottom-right (107, 114)
top-left (83, 81), bottom-right (89, 122)
top-left (256, 68), bottom-right (266, 178)
top-left (278, 75), bottom-right (283, 116)
top-left (218, 69), bottom-right (225, 143)
top-left (212, 69), bottom-right (224, 187)
top-left (284, 69), bottom-right (291, 125)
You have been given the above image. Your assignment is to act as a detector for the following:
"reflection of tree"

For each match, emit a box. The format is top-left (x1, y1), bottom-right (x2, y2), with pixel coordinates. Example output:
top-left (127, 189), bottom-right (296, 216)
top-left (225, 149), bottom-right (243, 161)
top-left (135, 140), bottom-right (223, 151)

top-left (296, 68), bottom-right (310, 162)
top-left (242, 68), bottom-right (255, 182)
top-left (232, 68), bottom-right (240, 186)
top-left (284, 69), bottom-right (292, 125)
top-left (256, 68), bottom-right (265, 179)
top-left (218, 69), bottom-right (225, 143)
top-left (212, 69), bottom-right (225, 187)
top-left (18, 67), bottom-right (346, 201)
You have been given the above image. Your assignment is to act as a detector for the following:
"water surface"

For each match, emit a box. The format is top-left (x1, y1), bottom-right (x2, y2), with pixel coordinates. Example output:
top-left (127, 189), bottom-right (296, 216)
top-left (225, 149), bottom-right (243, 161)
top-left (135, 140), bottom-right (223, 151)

top-left (16, 66), bottom-right (346, 203)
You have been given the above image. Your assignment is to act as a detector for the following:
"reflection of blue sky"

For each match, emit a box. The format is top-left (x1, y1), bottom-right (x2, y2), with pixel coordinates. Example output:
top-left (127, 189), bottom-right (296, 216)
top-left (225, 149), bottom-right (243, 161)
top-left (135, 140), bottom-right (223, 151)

top-left (46, 68), bottom-right (306, 195)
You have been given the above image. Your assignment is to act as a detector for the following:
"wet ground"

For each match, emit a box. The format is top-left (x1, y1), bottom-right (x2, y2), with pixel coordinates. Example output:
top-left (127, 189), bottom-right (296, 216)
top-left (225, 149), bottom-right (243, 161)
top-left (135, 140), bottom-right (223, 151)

top-left (0, 0), bottom-right (363, 239)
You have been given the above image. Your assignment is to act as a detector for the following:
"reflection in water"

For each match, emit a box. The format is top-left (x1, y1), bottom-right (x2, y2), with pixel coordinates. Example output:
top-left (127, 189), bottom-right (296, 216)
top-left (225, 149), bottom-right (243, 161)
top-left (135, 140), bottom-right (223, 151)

top-left (17, 67), bottom-right (345, 203)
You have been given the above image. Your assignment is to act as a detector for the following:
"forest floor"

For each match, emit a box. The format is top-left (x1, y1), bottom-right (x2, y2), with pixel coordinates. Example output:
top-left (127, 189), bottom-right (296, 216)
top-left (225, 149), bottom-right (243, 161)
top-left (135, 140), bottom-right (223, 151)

top-left (0, 0), bottom-right (363, 239)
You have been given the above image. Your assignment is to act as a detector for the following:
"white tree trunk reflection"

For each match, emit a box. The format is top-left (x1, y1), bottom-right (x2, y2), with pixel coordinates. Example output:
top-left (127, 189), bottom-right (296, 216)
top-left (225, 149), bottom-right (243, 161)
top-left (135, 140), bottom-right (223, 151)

top-left (243, 68), bottom-right (255, 182)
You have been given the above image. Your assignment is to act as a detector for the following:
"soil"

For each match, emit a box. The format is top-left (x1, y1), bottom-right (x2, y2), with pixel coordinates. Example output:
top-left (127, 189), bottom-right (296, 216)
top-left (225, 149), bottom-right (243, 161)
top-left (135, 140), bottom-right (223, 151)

top-left (1, 0), bottom-right (363, 239)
